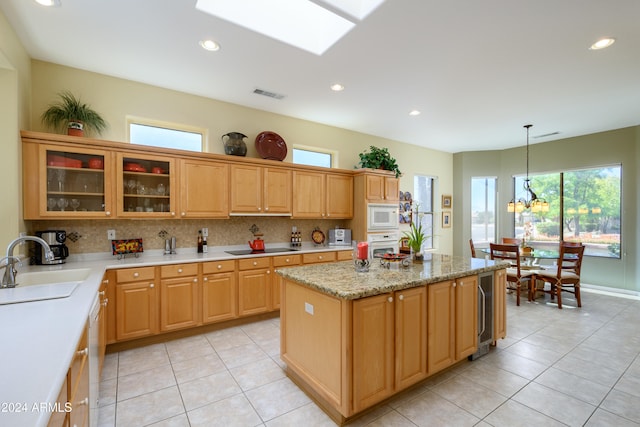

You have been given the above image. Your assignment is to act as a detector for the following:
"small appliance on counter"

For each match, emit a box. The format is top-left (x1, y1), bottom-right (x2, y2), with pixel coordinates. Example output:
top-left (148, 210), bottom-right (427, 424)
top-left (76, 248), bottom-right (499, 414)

top-left (328, 228), bottom-right (352, 246)
top-left (34, 230), bottom-right (69, 264)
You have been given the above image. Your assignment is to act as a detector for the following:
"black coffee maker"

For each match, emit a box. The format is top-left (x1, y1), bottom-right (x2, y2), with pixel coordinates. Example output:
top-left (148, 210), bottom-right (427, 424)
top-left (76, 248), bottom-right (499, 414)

top-left (34, 230), bottom-right (69, 265)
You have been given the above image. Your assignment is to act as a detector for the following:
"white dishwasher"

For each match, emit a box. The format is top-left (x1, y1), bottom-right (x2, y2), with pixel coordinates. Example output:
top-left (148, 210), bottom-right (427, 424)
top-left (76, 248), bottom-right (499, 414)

top-left (88, 294), bottom-right (100, 427)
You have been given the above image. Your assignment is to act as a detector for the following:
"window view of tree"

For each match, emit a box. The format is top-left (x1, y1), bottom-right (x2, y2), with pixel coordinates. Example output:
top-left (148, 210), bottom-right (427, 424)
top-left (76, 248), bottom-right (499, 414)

top-left (513, 165), bottom-right (621, 258)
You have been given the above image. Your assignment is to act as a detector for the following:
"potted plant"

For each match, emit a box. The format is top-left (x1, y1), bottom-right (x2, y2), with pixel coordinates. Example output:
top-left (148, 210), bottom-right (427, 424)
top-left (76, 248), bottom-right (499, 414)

top-left (403, 221), bottom-right (428, 262)
top-left (41, 91), bottom-right (107, 137)
top-left (356, 145), bottom-right (402, 178)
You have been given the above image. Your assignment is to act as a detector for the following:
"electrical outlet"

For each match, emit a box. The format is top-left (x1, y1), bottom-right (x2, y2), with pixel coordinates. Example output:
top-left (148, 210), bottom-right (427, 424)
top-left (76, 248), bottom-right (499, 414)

top-left (202, 228), bottom-right (208, 237)
top-left (107, 229), bottom-right (116, 240)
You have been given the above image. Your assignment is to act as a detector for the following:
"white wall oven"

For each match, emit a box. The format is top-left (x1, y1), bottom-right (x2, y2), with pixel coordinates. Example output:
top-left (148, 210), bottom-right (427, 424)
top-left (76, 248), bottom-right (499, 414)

top-left (368, 232), bottom-right (400, 258)
top-left (367, 204), bottom-right (399, 232)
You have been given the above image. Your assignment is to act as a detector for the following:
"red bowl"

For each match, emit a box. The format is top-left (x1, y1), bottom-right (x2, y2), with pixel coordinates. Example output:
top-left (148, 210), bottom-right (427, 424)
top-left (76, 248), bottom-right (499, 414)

top-left (88, 158), bottom-right (104, 169)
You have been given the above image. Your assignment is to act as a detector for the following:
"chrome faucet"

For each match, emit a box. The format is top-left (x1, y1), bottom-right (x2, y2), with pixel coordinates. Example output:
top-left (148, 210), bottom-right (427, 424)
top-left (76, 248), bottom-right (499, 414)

top-left (1, 236), bottom-right (54, 288)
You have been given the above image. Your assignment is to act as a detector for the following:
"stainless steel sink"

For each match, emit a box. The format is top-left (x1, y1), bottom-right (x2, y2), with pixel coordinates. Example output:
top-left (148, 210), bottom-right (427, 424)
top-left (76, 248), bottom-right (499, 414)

top-left (0, 268), bottom-right (91, 305)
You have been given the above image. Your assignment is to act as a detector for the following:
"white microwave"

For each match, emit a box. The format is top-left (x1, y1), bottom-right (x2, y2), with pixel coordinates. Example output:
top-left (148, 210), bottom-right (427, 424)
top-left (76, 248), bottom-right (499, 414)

top-left (367, 203), bottom-right (399, 231)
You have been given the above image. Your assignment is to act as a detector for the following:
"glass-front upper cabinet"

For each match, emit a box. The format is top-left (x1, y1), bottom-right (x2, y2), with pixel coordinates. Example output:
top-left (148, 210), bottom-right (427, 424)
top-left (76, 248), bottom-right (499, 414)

top-left (116, 152), bottom-right (176, 218)
top-left (30, 145), bottom-right (114, 218)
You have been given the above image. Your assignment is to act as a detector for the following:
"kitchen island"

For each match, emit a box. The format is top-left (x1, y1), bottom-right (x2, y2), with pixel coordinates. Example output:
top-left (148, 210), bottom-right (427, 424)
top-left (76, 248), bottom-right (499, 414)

top-left (277, 254), bottom-right (508, 424)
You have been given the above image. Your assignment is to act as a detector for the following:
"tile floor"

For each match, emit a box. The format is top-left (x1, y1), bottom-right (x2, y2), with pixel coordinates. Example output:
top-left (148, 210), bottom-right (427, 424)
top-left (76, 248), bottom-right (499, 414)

top-left (97, 289), bottom-right (640, 426)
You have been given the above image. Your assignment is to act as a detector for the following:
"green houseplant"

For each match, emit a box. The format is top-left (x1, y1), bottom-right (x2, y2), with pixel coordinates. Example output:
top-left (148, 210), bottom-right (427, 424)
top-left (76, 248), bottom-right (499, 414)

top-left (356, 145), bottom-right (402, 178)
top-left (403, 221), bottom-right (427, 261)
top-left (41, 91), bottom-right (107, 137)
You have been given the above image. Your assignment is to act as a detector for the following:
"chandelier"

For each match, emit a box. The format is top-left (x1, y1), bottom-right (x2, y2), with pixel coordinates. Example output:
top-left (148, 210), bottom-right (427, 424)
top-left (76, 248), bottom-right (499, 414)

top-left (507, 124), bottom-right (549, 213)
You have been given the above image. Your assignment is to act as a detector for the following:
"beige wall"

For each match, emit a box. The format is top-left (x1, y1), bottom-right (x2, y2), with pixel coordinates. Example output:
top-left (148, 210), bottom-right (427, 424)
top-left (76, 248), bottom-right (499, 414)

top-left (0, 11), bottom-right (31, 251)
top-left (29, 60), bottom-right (454, 253)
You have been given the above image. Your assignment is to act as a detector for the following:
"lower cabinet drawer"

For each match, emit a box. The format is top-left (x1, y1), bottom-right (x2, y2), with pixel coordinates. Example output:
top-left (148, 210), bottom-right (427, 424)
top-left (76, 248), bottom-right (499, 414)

top-left (202, 260), bottom-right (235, 274)
top-left (161, 263), bottom-right (198, 278)
top-left (116, 266), bottom-right (155, 282)
top-left (303, 252), bottom-right (336, 264)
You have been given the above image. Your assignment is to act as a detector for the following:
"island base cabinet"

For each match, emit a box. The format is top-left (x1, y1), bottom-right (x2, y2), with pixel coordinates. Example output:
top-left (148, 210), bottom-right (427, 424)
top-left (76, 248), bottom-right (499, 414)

top-left (427, 276), bottom-right (478, 375)
top-left (352, 294), bottom-right (394, 412)
top-left (394, 286), bottom-right (428, 390)
top-left (281, 280), bottom-right (348, 414)
top-left (493, 269), bottom-right (507, 343)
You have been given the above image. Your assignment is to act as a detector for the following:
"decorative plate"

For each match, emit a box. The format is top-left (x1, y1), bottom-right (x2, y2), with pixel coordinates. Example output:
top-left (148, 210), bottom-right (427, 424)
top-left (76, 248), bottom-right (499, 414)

top-left (255, 131), bottom-right (287, 161)
top-left (311, 229), bottom-right (325, 245)
top-left (111, 238), bottom-right (144, 255)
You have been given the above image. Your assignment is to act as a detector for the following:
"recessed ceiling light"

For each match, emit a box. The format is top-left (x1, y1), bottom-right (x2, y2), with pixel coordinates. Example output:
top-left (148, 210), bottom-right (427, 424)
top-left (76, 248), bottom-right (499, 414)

top-left (409, 110), bottom-right (421, 116)
top-left (199, 39), bottom-right (221, 51)
top-left (35, 0), bottom-right (60, 6)
top-left (330, 84), bottom-right (345, 91)
top-left (589, 37), bottom-right (615, 50)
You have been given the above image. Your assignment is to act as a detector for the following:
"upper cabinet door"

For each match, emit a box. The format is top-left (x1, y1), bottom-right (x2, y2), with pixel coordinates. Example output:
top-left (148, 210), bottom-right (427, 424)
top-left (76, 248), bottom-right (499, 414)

top-left (116, 152), bottom-right (176, 218)
top-left (326, 173), bottom-right (353, 218)
top-left (365, 174), bottom-right (399, 202)
top-left (230, 164), bottom-right (263, 214)
top-left (24, 143), bottom-right (115, 219)
top-left (263, 168), bottom-right (292, 214)
top-left (180, 159), bottom-right (229, 218)
top-left (292, 171), bottom-right (325, 218)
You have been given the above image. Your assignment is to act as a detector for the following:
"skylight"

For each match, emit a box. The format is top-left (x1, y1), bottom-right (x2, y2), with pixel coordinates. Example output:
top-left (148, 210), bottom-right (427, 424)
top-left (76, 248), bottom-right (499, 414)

top-left (195, 0), bottom-right (383, 55)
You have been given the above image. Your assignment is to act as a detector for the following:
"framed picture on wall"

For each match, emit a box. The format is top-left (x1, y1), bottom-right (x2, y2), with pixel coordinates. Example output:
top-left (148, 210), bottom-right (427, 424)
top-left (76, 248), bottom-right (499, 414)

top-left (442, 195), bottom-right (452, 209)
top-left (442, 211), bottom-right (452, 228)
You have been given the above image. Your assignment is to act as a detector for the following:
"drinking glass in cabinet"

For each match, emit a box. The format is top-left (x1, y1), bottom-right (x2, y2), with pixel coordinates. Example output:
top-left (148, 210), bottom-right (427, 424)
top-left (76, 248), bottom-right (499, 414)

top-left (57, 198), bottom-right (68, 211)
top-left (70, 199), bottom-right (80, 211)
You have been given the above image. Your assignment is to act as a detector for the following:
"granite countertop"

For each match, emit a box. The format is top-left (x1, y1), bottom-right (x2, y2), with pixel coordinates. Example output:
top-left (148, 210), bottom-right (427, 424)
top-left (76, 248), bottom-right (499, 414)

top-left (276, 253), bottom-right (510, 300)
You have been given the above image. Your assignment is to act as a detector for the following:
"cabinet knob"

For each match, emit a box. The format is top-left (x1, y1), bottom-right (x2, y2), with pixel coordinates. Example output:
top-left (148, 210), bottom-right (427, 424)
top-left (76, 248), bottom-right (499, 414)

top-left (105, 211), bottom-right (111, 216)
top-left (203, 277), bottom-right (208, 282)
top-left (193, 278), bottom-right (198, 283)
top-left (181, 212), bottom-right (186, 217)
top-left (452, 282), bottom-right (456, 288)
top-left (77, 347), bottom-right (88, 356)
top-left (99, 290), bottom-right (105, 296)
top-left (387, 296), bottom-right (393, 303)
top-left (76, 397), bottom-right (89, 406)
top-left (399, 294), bottom-right (404, 301)
top-left (217, 265), bottom-right (222, 269)
top-left (267, 270), bottom-right (270, 274)
top-left (257, 207), bottom-right (262, 211)
top-left (178, 268), bottom-right (183, 273)
top-left (321, 213), bottom-right (326, 217)
top-left (133, 272), bottom-right (139, 278)
top-left (171, 212), bottom-right (176, 216)
top-left (265, 207), bottom-right (269, 211)
top-left (319, 256), bottom-right (323, 260)
top-left (253, 261), bottom-right (257, 266)
top-left (102, 299), bottom-right (108, 307)
top-left (102, 279), bottom-right (109, 284)
top-left (150, 283), bottom-right (154, 288)
top-left (285, 258), bottom-right (290, 263)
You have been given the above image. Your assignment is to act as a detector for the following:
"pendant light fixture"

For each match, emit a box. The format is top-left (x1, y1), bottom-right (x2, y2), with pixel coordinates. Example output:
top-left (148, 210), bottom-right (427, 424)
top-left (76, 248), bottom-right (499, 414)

top-left (507, 124), bottom-right (549, 213)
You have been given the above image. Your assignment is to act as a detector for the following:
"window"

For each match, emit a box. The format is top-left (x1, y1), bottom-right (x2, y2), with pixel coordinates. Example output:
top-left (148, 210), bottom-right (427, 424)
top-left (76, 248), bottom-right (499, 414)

top-left (413, 175), bottom-right (434, 249)
top-left (471, 177), bottom-right (497, 248)
top-left (293, 146), bottom-right (335, 168)
top-left (128, 118), bottom-right (205, 152)
top-left (512, 165), bottom-right (621, 258)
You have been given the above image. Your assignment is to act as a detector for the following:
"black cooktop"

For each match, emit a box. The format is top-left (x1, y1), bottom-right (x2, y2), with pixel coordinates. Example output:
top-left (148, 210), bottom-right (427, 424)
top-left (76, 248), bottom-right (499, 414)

top-left (225, 248), bottom-right (300, 256)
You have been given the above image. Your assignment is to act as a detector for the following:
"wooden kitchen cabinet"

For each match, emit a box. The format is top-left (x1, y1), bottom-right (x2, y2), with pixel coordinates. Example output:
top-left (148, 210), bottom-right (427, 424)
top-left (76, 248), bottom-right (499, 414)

top-left (271, 254), bottom-right (302, 310)
top-left (179, 159), bottom-right (229, 218)
top-left (292, 170), bottom-right (353, 219)
top-left (159, 263), bottom-right (200, 332)
top-left (237, 257), bottom-right (272, 316)
top-left (427, 276), bottom-right (478, 374)
top-left (302, 251), bottom-right (337, 264)
top-left (493, 269), bottom-right (507, 343)
top-left (116, 152), bottom-right (176, 218)
top-left (23, 142), bottom-right (115, 219)
top-left (364, 173), bottom-right (399, 202)
top-left (115, 267), bottom-right (158, 341)
top-left (104, 270), bottom-right (117, 345)
top-left (68, 322), bottom-right (89, 427)
top-left (230, 164), bottom-right (292, 214)
top-left (98, 276), bottom-right (109, 375)
top-left (352, 285), bottom-right (427, 412)
top-left (202, 260), bottom-right (237, 323)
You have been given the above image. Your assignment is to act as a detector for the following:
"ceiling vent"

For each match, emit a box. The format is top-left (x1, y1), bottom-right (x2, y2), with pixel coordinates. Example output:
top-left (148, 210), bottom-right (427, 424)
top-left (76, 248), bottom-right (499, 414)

top-left (253, 88), bottom-right (286, 100)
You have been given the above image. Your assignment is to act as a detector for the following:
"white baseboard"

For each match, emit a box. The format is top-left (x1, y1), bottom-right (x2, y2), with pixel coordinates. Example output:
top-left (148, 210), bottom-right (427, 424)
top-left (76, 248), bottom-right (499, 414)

top-left (581, 283), bottom-right (640, 300)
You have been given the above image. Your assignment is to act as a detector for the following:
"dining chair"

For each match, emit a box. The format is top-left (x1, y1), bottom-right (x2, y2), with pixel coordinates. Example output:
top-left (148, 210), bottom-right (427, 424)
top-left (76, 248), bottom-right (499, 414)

top-left (469, 239), bottom-right (477, 258)
top-left (501, 237), bottom-right (522, 245)
top-left (489, 243), bottom-right (534, 306)
top-left (531, 243), bottom-right (585, 309)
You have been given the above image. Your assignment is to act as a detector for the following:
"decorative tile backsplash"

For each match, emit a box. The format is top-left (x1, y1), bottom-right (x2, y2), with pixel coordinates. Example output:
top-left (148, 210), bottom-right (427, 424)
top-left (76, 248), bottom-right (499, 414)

top-left (28, 218), bottom-right (348, 254)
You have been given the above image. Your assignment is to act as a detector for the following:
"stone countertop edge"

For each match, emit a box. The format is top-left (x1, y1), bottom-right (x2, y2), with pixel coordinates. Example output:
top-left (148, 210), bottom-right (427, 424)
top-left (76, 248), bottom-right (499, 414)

top-left (0, 243), bottom-right (351, 427)
top-left (276, 255), bottom-right (510, 300)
